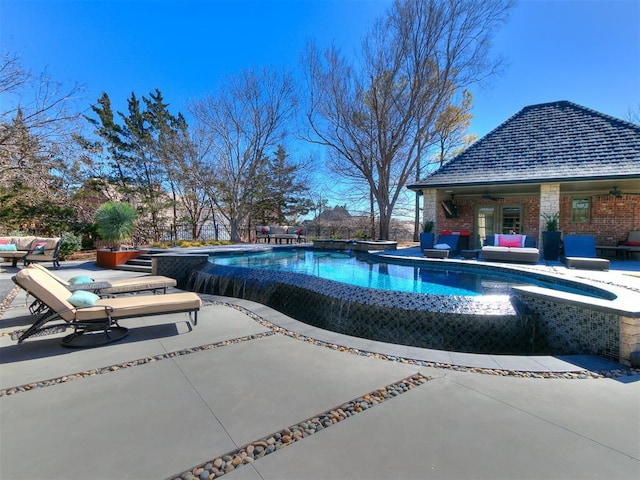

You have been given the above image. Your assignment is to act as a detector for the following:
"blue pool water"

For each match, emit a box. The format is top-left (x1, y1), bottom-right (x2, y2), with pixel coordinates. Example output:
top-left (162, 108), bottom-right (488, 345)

top-left (209, 249), bottom-right (605, 298)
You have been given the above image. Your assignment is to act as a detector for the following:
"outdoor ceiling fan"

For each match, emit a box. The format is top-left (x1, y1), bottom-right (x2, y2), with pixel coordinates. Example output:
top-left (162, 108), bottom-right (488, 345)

top-left (482, 192), bottom-right (504, 201)
top-left (609, 186), bottom-right (640, 198)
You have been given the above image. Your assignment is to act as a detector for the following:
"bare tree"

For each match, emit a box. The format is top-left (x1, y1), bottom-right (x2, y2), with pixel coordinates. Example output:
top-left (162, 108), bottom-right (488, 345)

top-left (1, 52), bottom-right (84, 171)
top-left (302, 0), bottom-right (512, 239)
top-left (626, 104), bottom-right (640, 125)
top-left (189, 67), bottom-right (297, 242)
top-left (160, 122), bottom-right (216, 241)
top-left (0, 52), bottom-right (85, 232)
top-left (413, 88), bottom-right (477, 239)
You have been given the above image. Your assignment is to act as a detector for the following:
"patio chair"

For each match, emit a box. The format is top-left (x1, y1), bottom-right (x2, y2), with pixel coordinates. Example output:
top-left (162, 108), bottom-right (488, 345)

top-left (12, 268), bottom-right (202, 348)
top-left (23, 237), bottom-right (62, 268)
top-left (561, 234), bottom-right (610, 271)
top-left (423, 234), bottom-right (460, 258)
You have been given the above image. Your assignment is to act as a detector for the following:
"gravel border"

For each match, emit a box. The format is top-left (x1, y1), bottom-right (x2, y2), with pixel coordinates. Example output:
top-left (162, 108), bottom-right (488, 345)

top-left (1, 295), bottom-right (638, 400)
top-left (168, 373), bottom-right (429, 480)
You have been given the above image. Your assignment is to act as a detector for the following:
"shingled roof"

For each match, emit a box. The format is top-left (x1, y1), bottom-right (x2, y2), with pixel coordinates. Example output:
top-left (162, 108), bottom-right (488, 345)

top-left (409, 100), bottom-right (640, 189)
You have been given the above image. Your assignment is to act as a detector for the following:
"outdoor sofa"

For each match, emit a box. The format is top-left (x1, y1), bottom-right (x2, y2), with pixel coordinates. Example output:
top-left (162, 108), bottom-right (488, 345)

top-left (12, 267), bottom-right (202, 347)
top-left (0, 236), bottom-right (62, 268)
top-left (481, 234), bottom-right (539, 264)
top-left (255, 225), bottom-right (306, 243)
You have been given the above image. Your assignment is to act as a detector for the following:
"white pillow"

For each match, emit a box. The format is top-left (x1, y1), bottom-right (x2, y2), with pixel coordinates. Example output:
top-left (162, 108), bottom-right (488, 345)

top-left (434, 243), bottom-right (451, 250)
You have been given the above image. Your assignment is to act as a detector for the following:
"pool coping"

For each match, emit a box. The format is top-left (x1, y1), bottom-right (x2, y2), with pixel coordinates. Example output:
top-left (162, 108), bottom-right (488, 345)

top-left (374, 250), bottom-right (640, 318)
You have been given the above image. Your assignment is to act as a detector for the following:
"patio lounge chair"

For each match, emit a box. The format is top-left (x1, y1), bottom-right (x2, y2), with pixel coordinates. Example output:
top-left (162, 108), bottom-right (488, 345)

top-left (561, 234), bottom-right (610, 271)
top-left (24, 263), bottom-right (179, 316)
top-left (28, 263), bottom-right (177, 295)
top-left (12, 268), bottom-right (202, 347)
top-left (423, 234), bottom-right (460, 258)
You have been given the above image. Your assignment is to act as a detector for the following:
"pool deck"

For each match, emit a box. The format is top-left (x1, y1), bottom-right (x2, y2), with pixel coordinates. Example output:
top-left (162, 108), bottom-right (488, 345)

top-left (1, 251), bottom-right (639, 479)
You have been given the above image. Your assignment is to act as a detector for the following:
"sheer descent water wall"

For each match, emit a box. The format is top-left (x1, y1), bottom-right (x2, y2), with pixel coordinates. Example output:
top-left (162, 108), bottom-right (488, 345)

top-left (152, 252), bottom-right (640, 365)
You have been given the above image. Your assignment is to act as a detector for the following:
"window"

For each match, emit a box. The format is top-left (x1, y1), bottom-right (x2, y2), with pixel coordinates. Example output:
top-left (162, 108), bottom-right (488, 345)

top-left (571, 198), bottom-right (590, 223)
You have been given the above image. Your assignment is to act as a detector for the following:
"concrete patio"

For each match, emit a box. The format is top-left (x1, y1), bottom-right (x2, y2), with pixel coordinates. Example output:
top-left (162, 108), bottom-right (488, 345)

top-left (1, 257), bottom-right (639, 479)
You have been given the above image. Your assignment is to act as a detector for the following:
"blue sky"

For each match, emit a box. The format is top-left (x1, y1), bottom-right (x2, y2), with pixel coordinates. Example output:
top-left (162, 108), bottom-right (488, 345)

top-left (3, 0), bottom-right (638, 135)
top-left (2, 0), bottom-right (639, 209)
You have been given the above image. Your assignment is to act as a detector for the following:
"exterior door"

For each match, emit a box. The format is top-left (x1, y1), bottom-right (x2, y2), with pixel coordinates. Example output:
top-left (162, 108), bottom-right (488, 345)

top-left (475, 206), bottom-right (495, 248)
top-left (475, 205), bottom-right (523, 247)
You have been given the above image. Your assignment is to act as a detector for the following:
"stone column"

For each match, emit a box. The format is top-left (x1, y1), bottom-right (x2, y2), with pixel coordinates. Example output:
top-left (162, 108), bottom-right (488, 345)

top-left (422, 188), bottom-right (438, 231)
top-left (539, 183), bottom-right (560, 247)
top-left (620, 316), bottom-right (640, 367)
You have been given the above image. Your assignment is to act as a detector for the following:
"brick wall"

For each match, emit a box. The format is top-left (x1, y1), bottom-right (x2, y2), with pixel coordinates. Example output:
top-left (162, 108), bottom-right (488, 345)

top-left (560, 194), bottom-right (640, 245)
top-left (432, 193), bottom-right (639, 247)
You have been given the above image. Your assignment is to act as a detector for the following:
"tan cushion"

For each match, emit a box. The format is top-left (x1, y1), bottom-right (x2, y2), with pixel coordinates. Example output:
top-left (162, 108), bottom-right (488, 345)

top-left (627, 231), bottom-right (640, 243)
top-left (75, 293), bottom-right (202, 321)
top-left (27, 264), bottom-right (176, 294)
top-left (482, 246), bottom-right (509, 253)
top-left (15, 268), bottom-right (75, 321)
top-left (13, 236), bottom-right (36, 250)
top-left (510, 247), bottom-right (539, 254)
top-left (101, 276), bottom-right (177, 294)
top-left (270, 226), bottom-right (287, 234)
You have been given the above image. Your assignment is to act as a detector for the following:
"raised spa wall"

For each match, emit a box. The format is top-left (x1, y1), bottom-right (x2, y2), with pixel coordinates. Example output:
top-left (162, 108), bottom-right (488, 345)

top-left (152, 253), bottom-right (640, 366)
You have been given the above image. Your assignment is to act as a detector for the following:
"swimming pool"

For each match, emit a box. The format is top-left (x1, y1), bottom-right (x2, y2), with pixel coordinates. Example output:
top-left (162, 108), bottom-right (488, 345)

top-left (208, 248), bottom-right (610, 299)
top-left (190, 246), bottom-right (620, 357)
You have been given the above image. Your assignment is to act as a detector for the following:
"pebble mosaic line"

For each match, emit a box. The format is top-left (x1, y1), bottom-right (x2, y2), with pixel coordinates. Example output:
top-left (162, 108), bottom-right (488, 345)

top-left (0, 330), bottom-right (274, 397)
top-left (1, 295), bottom-right (638, 399)
top-left (225, 302), bottom-right (639, 380)
top-left (168, 373), bottom-right (429, 480)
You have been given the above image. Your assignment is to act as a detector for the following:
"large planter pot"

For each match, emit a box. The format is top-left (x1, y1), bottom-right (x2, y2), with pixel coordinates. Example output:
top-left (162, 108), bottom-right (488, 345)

top-left (542, 231), bottom-right (562, 261)
top-left (419, 232), bottom-right (435, 251)
top-left (96, 249), bottom-right (145, 269)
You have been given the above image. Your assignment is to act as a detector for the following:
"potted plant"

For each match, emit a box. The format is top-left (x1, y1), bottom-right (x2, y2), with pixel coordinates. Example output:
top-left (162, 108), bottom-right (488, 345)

top-left (542, 212), bottom-right (562, 261)
top-left (419, 220), bottom-right (435, 251)
top-left (94, 202), bottom-right (142, 268)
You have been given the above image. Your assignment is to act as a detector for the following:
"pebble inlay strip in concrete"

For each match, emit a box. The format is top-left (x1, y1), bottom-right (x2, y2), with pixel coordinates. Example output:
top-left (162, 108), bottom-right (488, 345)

top-left (0, 330), bottom-right (275, 397)
top-left (221, 302), bottom-right (639, 380)
top-left (168, 373), bottom-right (429, 480)
top-left (1, 293), bottom-right (638, 399)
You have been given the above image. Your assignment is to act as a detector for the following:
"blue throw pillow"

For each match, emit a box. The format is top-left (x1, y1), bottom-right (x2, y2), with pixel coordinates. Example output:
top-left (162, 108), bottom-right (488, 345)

top-left (0, 244), bottom-right (17, 251)
top-left (69, 275), bottom-right (94, 285)
top-left (67, 290), bottom-right (100, 307)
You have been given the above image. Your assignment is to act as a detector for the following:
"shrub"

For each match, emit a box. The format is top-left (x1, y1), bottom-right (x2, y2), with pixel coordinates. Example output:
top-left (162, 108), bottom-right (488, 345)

top-left (58, 232), bottom-right (82, 260)
top-left (94, 202), bottom-right (137, 250)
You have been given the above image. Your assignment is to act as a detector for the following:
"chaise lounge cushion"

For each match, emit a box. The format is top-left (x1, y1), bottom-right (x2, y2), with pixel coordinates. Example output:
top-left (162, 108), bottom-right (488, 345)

top-left (28, 263), bottom-right (177, 295)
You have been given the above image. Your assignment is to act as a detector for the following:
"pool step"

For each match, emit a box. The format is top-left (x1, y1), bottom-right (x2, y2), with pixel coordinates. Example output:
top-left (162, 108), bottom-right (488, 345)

top-left (115, 254), bottom-right (153, 273)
